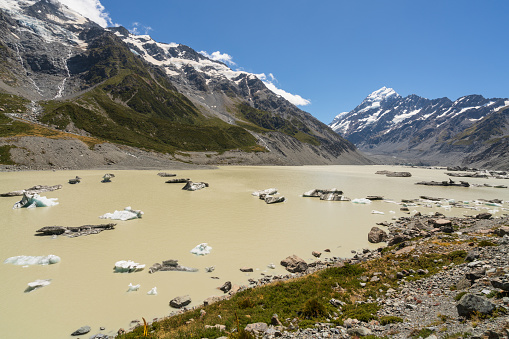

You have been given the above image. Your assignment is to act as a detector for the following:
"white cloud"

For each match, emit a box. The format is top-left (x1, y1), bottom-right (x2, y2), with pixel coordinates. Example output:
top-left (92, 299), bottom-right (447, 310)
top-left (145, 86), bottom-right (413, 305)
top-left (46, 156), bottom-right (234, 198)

top-left (256, 73), bottom-right (311, 106)
top-left (56, 0), bottom-right (112, 27)
top-left (199, 51), bottom-right (236, 66)
top-left (129, 22), bottom-right (153, 35)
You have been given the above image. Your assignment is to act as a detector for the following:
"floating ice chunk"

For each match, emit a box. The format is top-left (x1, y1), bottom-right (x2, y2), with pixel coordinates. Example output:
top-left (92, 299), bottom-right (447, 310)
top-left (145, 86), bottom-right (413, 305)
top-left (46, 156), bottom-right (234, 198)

top-left (190, 243), bottom-right (212, 256)
top-left (127, 283), bottom-right (140, 292)
top-left (205, 266), bottom-right (215, 273)
top-left (486, 202), bottom-right (502, 207)
top-left (25, 279), bottom-right (51, 293)
top-left (252, 188), bottom-right (277, 197)
top-left (4, 254), bottom-right (61, 265)
top-left (371, 210), bottom-right (385, 215)
top-left (267, 263), bottom-right (276, 269)
top-left (13, 192), bottom-right (59, 209)
top-left (114, 260), bottom-right (145, 273)
top-left (147, 287), bottom-right (157, 295)
top-left (352, 198), bottom-right (372, 204)
top-left (100, 207), bottom-right (143, 221)
top-left (389, 211), bottom-right (396, 214)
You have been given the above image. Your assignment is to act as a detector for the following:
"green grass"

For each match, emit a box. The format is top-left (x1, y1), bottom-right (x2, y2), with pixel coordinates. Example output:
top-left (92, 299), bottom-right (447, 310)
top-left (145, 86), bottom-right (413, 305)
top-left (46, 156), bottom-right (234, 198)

top-left (0, 145), bottom-right (16, 164)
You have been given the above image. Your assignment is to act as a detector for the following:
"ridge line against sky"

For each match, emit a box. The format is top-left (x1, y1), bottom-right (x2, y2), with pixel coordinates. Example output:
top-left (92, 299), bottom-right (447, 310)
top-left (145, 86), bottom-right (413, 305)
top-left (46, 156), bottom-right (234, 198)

top-left (54, 0), bottom-right (509, 123)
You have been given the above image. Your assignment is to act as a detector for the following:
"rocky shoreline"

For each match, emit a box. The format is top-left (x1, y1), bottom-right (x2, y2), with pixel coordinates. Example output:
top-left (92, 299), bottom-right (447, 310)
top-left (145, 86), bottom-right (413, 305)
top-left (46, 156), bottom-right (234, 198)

top-left (116, 212), bottom-right (509, 339)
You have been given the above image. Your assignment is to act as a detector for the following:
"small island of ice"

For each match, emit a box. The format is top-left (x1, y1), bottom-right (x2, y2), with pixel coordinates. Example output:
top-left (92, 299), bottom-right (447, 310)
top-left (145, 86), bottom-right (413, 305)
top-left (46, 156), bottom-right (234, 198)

top-left (13, 192), bottom-right (59, 209)
top-left (114, 260), bottom-right (145, 273)
top-left (4, 254), bottom-right (61, 266)
top-left (190, 243), bottom-right (212, 256)
top-left (100, 207), bottom-right (143, 221)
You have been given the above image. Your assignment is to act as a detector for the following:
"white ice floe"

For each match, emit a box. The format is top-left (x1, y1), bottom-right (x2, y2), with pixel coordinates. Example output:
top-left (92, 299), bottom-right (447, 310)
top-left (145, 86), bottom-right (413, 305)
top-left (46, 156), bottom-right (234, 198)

top-left (127, 283), bottom-right (140, 292)
top-left (13, 192), bottom-right (59, 209)
top-left (4, 254), bottom-right (61, 265)
top-left (100, 206), bottom-right (143, 221)
top-left (190, 243), bottom-right (212, 256)
top-left (252, 188), bottom-right (277, 197)
top-left (371, 210), bottom-right (385, 215)
top-left (114, 260), bottom-right (145, 273)
top-left (352, 198), bottom-right (372, 204)
top-left (25, 279), bottom-right (51, 292)
top-left (267, 263), bottom-right (276, 269)
top-left (147, 287), bottom-right (157, 295)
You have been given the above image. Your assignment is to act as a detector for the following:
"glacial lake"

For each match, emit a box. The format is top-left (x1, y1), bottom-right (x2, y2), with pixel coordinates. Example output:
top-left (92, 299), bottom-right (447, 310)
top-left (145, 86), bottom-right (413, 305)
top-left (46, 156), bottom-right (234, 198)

top-left (0, 165), bottom-right (508, 338)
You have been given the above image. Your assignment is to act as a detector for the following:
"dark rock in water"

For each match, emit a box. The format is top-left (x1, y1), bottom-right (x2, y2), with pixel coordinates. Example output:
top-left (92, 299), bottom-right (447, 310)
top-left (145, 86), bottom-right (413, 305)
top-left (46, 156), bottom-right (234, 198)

top-left (312, 251), bottom-right (321, 258)
top-left (68, 176), bottom-right (81, 184)
top-left (240, 267), bottom-right (253, 272)
top-left (165, 178), bottom-right (189, 183)
top-left (219, 281), bottom-right (231, 293)
top-left (368, 226), bottom-right (388, 243)
top-left (0, 184), bottom-right (63, 197)
top-left (320, 192), bottom-right (350, 201)
top-left (280, 255), bottom-right (308, 273)
top-left (366, 195), bottom-right (384, 200)
top-left (264, 195), bottom-right (285, 204)
top-left (101, 173), bottom-right (115, 183)
top-left (158, 172), bottom-right (176, 177)
top-left (375, 171), bottom-right (411, 177)
top-left (71, 325), bottom-right (91, 336)
top-left (148, 259), bottom-right (198, 273)
top-left (35, 223), bottom-right (116, 238)
top-left (169, 295), bottom-right (191, 308)
top-left (456, 293), bottom-right (496, 317)
top-left (182, 180), bottom-right (209, 191)
top-left (303, 188), bottom-right (343, 197)
top-left (416, 180), bottom-right (469, 187)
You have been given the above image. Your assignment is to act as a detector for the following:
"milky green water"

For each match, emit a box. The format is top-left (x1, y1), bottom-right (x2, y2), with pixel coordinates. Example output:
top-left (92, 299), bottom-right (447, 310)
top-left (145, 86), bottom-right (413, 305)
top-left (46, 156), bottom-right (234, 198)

top-left (0, 165), bottom-right (507, 338)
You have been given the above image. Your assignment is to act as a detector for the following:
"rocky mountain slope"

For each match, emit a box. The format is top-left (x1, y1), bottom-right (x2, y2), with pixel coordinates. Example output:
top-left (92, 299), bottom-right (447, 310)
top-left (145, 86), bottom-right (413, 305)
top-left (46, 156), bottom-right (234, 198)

top-left (329, 87), bottom-right (509, 170)
top-left (0, 0), bottom-right (370, 169)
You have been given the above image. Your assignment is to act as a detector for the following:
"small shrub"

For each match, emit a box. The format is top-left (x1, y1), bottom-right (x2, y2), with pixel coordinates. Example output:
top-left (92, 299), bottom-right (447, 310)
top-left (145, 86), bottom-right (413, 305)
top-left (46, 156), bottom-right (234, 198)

top-left (301, 298), bottom-right (327, 319)
top-left (379, 316), bottom-right (403, 325)
top-left (411, 328), bottom-right (434, 338)
top-left (454, 291), bottom-right (468, 301)
top-left (478, 240), bottom-right (497, 247)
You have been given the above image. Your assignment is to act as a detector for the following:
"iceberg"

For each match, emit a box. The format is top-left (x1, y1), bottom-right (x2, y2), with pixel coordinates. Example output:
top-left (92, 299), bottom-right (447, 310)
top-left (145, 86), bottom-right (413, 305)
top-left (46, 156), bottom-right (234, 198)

top-left (100, 206), bottom-right (143, 221)
top-left (4, 254), bottom-right (61, 265)
top-left (147, 287), bottom-right (157, 295)
top-left (25, 279), bottom-right (51, 293)
top-left (101, 173), bottom-right (115, 183)
top-left (190, 243), bottom-right (212, 256)
top-left (371, 210), bottom-right (385, 215)
top-left (252, 188), bottom-right (277, 197)
top-left (127, 283), bottom-right (140, 292)
top-left (352, 198), bottom-right (372, 204)
top-left (13, 192), bottom-right (59, 209)
top-left (113, 260), bottom-right (145, 273)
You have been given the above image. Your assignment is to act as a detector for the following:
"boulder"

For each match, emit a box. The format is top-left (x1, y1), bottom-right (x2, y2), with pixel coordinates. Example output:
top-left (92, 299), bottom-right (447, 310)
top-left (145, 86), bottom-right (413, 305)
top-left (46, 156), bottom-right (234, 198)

top-left (244, 322), bottom-right (268, 335)
top-left (476, 213), bottom-right (492, 220)
top-left (456, 293), bottom-right (496, 317)
top-left (148, 259), bottom-right (198, 273)
top-left (169, 295), bottom-right (192, 308)
top-left (368, 227), bottom-right (388, 243)
top-left (219, 281), bottom-right (232, 293)
top-left (252, 188), bottom-right (277, 197)
top-left (165, 178), bottom-right (189, 183)
top-left (71, 325), bottom-right (91, 336)
top-left (280, 255), bottom-right (308, 273)
top-left (494, 226), bottom-right (509, 237)
top-left (432, 219), bottom-right (452, 228)
top-left (182, 180), bottom-right (209, 191)
top-left (240, 267), bottom-right (253, 272)
top-left (264, 195), bottom-right (285, 204)
top-left (312, 251), bottom-right (321, 258)
top-left (491, 278), bottom-right (509, 291)
top-left (157, 172), bottom-right (176, 177)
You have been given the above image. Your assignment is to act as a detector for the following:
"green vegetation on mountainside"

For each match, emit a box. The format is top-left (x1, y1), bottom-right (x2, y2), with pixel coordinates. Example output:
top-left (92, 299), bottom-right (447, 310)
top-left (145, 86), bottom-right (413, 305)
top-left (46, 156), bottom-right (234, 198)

top-left (450, 106), bottom-right (509, 146)
top-left (236, 103), bottom-right (320, 146)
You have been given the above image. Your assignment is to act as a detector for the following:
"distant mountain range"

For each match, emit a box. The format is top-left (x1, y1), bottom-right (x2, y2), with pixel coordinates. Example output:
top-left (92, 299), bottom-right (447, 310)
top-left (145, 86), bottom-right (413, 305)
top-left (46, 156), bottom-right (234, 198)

top-left (329, 87), bottom-right (509, 170)
top-left (0, 0), bottom-right (369, 168)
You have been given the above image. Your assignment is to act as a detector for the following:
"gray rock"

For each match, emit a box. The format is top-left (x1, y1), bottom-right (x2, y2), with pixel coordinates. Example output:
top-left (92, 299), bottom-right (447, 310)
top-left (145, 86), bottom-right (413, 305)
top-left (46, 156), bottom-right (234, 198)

top-left (219, 281), bottom-right (231, 293)
top-left (71, 325), bottom-right (91, 336)
top-left (368, 226), bottom-right (388, 243)
top-left (491, 278), bottom-right (509, 291)
top-left (240, 267), bottom-right (254, 272)
top-left (456, 293), bottom-right (496, 317)
top-left (347, 326), bottom-right (372, 336)
top-left (264, 195), bottom-right (285, 204)
top-left (455, 278), bottom-right (471, 290)
top-left (280, 255), bottom-right (308, 273)
top-left (169, 295), bottom-right (192, 308)
top-left (244, 322), bottom-right (268, 334)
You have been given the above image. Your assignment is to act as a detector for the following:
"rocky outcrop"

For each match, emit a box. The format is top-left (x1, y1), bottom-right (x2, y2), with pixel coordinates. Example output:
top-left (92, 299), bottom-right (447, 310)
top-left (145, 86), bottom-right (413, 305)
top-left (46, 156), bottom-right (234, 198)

top-left (182, 181), bottom-right (209, 191)
top-left (0, 184), bottom-right (62, 197)
top-left (456, 294), bottom-right (496, 317)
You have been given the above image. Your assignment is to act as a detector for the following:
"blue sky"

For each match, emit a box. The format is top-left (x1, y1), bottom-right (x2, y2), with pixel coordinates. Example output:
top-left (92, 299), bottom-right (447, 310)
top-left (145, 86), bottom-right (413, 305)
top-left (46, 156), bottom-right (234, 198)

top-left (62, 0), bottom-right (508, 124)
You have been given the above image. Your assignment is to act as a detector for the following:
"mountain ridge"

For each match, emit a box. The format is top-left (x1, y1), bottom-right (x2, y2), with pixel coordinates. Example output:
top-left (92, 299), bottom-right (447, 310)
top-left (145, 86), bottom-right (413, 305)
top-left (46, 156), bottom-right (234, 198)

top-left (0, 0), bottom-right (370, 168)
top-left (329, 87), bottom-right (509, 169)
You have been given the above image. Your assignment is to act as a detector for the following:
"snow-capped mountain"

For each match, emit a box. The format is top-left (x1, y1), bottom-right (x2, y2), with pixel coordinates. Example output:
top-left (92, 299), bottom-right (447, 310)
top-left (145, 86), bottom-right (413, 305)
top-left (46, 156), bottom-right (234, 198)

top-left (329, 87), bottom-right (509, 169)
top-left (0, 0), bottom-right (370, 167)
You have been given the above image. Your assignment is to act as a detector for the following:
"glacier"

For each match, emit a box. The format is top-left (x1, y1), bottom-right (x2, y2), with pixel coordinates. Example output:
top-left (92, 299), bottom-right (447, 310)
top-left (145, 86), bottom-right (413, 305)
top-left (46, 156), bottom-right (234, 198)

top-left (4, 254), bottom-right (61, 265)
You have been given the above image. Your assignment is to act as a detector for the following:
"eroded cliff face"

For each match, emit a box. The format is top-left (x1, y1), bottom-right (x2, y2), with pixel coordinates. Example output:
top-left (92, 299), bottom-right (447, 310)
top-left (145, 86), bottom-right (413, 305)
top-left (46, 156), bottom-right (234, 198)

top-left (0, 0), bottom-right (371, 168)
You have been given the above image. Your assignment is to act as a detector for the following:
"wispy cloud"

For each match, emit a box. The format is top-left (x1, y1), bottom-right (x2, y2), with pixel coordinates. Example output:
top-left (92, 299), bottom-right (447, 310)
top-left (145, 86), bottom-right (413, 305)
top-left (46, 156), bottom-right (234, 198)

top-left (129, 22), bottom-right (153, 35)
top-left (56, 0), bottom-right (112, 27)
top-left (199, 51), bottom-right (236, 66)
top-left (257, 73), bottom-right (311, 106)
